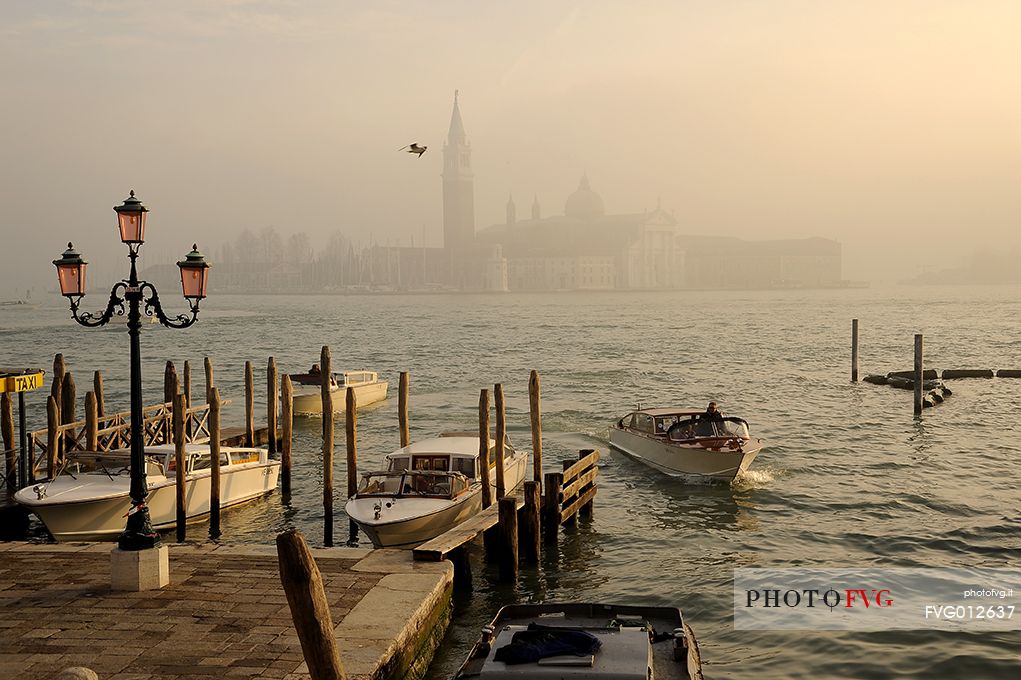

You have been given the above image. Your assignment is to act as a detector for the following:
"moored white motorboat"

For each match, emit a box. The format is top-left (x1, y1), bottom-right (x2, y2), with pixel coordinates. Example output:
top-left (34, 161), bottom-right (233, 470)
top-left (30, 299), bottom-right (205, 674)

top-left (454, 602), bottom-right (703, 679)
top-left (344, 433), bottom-right (529, 548)
top-left (287, 369), bottom-right (388, 416)
top-left (609, 407), bottom-right (763, 482)
top-left (15, 444), bottom-right (280, 541)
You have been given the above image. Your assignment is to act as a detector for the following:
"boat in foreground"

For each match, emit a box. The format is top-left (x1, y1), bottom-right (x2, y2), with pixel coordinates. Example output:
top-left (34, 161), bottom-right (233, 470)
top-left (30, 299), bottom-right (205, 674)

top-left (344, 433), bottom-right (529, 548)
top-left (287, 369), bottom-right (388, 416)
top-left (609, 407), bottom-right (763, 481)
top-left (15, 444), bottom-right (280, 541)
top-left (455, 602), bottom-right (703, 680)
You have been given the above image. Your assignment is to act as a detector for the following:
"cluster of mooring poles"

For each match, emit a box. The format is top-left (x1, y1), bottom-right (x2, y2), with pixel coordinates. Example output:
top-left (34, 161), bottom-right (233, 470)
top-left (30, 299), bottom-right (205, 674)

top-left (850, 318), bottom-right (1021, 415)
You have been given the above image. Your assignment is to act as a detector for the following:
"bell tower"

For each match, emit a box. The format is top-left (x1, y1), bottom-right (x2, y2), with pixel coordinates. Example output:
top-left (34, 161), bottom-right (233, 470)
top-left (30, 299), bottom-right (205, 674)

top-left (442, 90), bottom-right (475, 254)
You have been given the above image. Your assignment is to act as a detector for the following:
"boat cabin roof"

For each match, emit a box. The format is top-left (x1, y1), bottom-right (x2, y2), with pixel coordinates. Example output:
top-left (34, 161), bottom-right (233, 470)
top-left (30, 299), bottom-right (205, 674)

top-left (385, 436), bottom-right (496, 460)
top-left (634, 407), bottom-right (704, 418)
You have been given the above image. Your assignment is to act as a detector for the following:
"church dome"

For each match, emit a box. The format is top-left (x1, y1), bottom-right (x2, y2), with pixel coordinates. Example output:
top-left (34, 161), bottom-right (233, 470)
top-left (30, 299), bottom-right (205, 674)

top-left (564, 174), bottom-right (605, 220)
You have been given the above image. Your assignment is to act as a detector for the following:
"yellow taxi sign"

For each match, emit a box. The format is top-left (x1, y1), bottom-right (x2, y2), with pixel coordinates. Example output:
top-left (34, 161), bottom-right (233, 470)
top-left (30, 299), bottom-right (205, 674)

top-left (3, 372), bottom-right (45, 393)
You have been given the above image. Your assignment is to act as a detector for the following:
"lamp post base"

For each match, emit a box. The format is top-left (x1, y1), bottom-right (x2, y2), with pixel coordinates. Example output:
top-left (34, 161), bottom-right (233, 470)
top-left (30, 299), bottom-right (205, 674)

top-left (117, 503), bottom-right (162, 551)
top-left (111, 545), bottom-right (169, 591)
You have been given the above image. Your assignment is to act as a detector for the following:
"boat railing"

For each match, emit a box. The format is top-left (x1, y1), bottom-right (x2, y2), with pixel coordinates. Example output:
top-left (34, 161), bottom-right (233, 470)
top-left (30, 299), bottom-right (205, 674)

top-left (358, 469), bottom-right (469, 499)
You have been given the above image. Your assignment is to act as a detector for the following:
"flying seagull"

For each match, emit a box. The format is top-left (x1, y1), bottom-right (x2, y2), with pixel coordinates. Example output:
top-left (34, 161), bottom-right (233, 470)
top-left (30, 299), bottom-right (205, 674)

top-left (398, 143), bottom-right (427, 158)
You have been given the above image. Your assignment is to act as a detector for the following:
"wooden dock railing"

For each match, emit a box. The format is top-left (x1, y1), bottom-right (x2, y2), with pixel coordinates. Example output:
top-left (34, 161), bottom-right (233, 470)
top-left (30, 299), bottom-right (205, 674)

top-left (544, 448), bottom-right (598, 536)
top-left (30, 400), bottom-right (226, 477)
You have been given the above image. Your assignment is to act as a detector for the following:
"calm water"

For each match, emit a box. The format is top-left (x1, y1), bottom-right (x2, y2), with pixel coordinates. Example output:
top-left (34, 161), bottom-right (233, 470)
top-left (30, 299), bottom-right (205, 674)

top-left (3, 286), bottom-right (1020, 678)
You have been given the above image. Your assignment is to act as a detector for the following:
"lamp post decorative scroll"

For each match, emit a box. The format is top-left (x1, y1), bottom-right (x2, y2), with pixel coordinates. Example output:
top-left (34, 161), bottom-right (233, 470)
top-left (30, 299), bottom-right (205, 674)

top-left (53, 191), bottom-right (210, 551)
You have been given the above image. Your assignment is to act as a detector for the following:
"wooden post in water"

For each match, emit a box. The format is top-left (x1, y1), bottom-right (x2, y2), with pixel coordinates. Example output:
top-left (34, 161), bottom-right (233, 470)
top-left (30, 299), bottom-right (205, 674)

top-left (346, 387), bottom-right (358, 543)
top-left (1, 394), bottom-right (14, 492)
top-left (85, 392), bottom-right (98, 452)
top-left (478, 389), bottom-right (492, 510)
top-left (521, 480), bottom-right (540, 563)
top-left (50, 359), bottom-right (63, 461)
top-left (398, 371), bottom-right (410, 447)
top-left (498, 496), bottom-right (519, 582)
top-left (851, 319), bottom-right (859, 383)
top-left (244, 360), bottom-right (255, 447)
top-left (528, 370), bottom-right (543, 493)
top-left (164, 361), bottom-right (177, 404)
top-left (209, 387), bottom-right (222, 538)
top-left (46, 396), bottom-right (59, 478)
top-left (204, 356), bottom-right (214, 394)
top-left (494, 383), bottom-right (506, 500)
top-left (321, 346), bottom-right (334, 547)
top-left (267, 357), bottom-right (278, 454)
top-left (173, 393), bottom-right (186, 542)
top-left (93, 370), bottom-right (105, 417)
top-left (183, 360), bottom-right (192, 439)
top-left (277, 528), bottom-right (347, 680)
top-left (913, 334), bottom-right (923, 416)
top-left (61, 371), bottom-right (76, 453)
top-left (543, 471), bottom-right (562, 544)
top-left (281, 375), bottom-right (293, 495)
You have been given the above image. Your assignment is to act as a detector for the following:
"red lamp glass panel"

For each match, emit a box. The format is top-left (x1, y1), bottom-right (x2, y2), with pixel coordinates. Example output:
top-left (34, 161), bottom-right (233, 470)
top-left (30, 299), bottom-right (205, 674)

top-left (180, 264), bottom-right (209, 299)
top-left (56, 262), bottom-right (87, 297)
top-left (118, 211), bottom-right (147, 243)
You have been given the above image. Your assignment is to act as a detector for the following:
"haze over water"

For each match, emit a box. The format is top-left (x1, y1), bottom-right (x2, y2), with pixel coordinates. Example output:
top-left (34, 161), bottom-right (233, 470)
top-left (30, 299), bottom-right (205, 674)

top-left (4, 285), bottom-right (1020, 678)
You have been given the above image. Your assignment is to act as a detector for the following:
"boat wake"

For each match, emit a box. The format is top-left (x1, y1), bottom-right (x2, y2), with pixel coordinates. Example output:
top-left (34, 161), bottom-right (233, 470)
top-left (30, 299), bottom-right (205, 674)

top-left (732, 465), bottom-right (781, 489)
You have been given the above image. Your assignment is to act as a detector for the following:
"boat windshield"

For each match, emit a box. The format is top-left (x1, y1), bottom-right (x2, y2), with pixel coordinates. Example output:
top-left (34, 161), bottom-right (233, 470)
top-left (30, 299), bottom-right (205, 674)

top-left (357, 470), bottom-right (470, 499)
top-left (667, 417), bottom-right (750, 441)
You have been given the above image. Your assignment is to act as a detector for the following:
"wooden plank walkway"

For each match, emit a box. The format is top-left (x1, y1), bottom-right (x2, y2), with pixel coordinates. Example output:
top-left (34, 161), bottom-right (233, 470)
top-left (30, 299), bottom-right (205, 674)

top-left (413, 497), bottom-right (524, 562)
top-left (0, 544), bottom-right (453, 680)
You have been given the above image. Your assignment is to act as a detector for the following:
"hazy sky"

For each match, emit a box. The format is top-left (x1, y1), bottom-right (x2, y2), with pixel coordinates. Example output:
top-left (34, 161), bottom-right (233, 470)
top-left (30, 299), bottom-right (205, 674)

top-left (2, 1), bottom-right (1019, 291)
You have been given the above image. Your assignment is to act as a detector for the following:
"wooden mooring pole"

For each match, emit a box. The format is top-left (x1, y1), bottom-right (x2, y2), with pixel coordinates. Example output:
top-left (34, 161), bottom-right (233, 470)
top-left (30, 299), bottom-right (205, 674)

top-left (61, 371), bottom-right (76, 454)
top-left (85, 392), bottom-right (98, 452)
top-left (346, 387), bottom-right (358, 544)
top-left (209, 387), bottom-right (222, 538)
top-left (46, 396), bottom-right (59, 479)
top-left (398, 371), bottom-right (410, 447)
top-left (851, 319), bottom-right (859, 383)
top-left (164, 361), bottom-right (177, 404)
top-left (204, 356), bottom-right (214, 394)
top-left (561, 459), bottom-right (577, 526)
top-left (1, 394), bottom-right (14, 492)
top-left (529, 370), bottom-right (543, 493)
top-left (173, 393), bottom-right (186, 542)
top-left (244, 360), bottom-right (255, 447)
top-left (543, 471), bottom-right (562, 544)
top-left (478, 389), bottom-right (492, 509)
top-left (498, 496), bottom-right (519, 582)
top-left (267, 357), bottom-right (278, 454)
top-left (494, 383), bottom-right (506, 500)
top-left (277, 528), bottom-right (347, 680)
top-left (579, 449), bottom-right (595, 519)
top-left (914, 334), bottom-right (924, 416)
top-left (521, 480), bottom-right (540, 563)
top-left (281, 375), bottom-right (293, 495)
top-left (93, 370), bottom-right (105, 417)
top-left (183, 360), bottom-right (192, 439)
top-left (321, 346), bottom-right (334, 547)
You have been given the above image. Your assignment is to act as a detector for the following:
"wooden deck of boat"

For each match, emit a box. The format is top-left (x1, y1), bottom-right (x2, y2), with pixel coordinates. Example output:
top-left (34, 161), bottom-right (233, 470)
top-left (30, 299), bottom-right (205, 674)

top-left (0, 543), bottom-right (453, 680)
top-left (413, 496), bottom-right (524, 562)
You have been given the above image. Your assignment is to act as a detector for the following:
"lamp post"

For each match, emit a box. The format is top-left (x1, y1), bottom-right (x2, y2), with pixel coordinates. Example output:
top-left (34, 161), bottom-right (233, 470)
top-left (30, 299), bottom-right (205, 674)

top-left (53, 190), bottom-right (210, 551)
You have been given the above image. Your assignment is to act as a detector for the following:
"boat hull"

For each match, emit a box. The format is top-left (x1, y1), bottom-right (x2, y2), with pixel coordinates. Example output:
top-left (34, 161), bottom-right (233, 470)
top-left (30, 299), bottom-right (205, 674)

top-left (17, 463), bottom-right (280, 541)
top-left (291, 381), bottom-right (389, 416)
top-left (347, 452), bottom-right (529, 548)
top-left (609, 427), bottom-right (760, 481)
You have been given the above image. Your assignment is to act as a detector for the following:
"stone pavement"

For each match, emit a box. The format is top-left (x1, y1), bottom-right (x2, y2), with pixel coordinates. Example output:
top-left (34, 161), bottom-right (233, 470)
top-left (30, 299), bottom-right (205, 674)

top-left (0, 542), bottom-right (453, 680)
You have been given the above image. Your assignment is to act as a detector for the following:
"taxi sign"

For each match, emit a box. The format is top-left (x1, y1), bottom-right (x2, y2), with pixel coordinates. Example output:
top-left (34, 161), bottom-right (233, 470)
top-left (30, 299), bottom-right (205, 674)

top-left (1, 371), bottom-right (45, 394)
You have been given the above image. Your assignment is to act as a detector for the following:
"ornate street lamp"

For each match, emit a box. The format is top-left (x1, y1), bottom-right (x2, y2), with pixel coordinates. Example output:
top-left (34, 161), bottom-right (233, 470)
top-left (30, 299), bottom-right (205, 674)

top-left (53, 190), bottom-right (210, 551)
